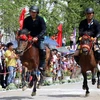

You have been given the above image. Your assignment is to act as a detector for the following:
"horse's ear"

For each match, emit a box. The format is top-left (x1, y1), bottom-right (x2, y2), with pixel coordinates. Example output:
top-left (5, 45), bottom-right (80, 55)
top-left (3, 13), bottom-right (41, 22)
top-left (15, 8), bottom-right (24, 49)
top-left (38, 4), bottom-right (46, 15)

top-left (79, 37), bottom-right (82, 41)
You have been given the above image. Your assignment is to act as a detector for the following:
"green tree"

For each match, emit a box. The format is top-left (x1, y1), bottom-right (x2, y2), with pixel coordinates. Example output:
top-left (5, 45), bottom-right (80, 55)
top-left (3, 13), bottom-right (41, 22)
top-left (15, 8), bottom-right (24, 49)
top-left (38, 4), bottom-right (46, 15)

top-left (0, 0), bottom-right (100, 39)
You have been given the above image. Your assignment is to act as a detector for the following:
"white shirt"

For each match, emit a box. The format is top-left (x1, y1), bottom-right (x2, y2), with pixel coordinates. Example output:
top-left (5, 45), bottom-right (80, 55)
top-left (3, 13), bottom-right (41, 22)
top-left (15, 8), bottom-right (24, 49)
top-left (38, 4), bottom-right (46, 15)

top-left (53, 54), bottom-right (57, 62)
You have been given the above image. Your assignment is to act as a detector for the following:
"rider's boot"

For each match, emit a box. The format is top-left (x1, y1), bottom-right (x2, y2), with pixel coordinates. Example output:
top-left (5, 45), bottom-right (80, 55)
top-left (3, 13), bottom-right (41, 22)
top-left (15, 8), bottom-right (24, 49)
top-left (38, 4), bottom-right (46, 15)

top-left (39, 49), bottom-right (46, 72)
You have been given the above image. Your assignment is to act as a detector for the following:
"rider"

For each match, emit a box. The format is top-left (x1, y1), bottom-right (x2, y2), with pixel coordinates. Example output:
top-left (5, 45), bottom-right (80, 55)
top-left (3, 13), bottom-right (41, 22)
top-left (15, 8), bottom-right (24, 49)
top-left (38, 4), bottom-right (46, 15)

top-left (23, 6), bottom-right (46, 71)
top-left (74, 7), bottom-right (100, 64)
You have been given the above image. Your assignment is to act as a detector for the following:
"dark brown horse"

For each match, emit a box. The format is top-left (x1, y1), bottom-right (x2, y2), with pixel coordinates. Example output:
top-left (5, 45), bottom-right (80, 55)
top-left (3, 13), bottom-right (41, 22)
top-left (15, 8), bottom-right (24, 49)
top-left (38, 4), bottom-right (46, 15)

top-left (75, 34), bottom-right (100, 96)
top-left (16, 30), bottom-right (51, 96)
top-left (16, 32), bottom-right (39, 96)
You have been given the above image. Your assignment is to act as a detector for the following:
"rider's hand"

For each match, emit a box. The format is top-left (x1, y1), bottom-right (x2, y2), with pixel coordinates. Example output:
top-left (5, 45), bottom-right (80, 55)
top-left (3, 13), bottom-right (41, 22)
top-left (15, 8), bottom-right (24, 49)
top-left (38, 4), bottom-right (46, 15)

top-left (32, 37), bottom-right (38, 42)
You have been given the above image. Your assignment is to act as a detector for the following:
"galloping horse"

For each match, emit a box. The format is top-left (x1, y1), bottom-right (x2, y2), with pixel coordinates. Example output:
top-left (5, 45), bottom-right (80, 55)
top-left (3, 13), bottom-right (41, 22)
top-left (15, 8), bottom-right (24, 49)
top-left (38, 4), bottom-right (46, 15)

top-left (75, 34), bottom-right (100, 96)
top-left (16, 31), bottom-right (39, 96)
top-left (17, 29), bottom-right (49, 96)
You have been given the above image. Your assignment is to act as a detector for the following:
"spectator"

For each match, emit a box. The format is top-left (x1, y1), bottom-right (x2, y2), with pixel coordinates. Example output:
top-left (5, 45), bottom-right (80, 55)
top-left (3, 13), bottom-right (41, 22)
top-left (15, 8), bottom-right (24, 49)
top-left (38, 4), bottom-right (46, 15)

top-left (62, 36), bottom-right (66, 46)
top-left (0, 43), bottom-right (4, 87)
top-left (1, 43), bottom-right (7, 88)
top-left (5, 42), bottom-right (19, 86)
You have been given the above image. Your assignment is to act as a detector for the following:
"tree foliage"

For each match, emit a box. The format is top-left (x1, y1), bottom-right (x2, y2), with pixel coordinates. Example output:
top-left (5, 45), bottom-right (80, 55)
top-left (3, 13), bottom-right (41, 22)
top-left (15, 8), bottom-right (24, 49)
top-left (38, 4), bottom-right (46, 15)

top-left (0, 0), bottom-right (100, 37)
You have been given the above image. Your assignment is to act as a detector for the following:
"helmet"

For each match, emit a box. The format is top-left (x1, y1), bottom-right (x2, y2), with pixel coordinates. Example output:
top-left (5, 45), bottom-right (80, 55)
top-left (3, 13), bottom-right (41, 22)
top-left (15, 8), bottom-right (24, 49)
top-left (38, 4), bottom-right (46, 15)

top-left (29, 6), bottom-right (39, 14)
top-left (85, 8), bottom-right (94, 14)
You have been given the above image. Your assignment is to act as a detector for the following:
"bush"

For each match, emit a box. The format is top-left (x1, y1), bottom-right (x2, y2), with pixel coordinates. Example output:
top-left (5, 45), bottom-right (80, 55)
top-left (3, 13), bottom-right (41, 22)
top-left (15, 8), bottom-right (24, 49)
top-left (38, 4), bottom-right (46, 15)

top-left (64, 70), bottom-right (71, 76)
top-left (45, 70), bottom-right (53, 77)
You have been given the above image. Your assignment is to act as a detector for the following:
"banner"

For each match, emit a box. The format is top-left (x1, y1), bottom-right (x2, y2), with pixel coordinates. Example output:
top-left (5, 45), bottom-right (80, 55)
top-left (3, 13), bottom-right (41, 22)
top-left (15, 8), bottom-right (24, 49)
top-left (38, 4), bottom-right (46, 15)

top-left (56, 24), bottom-right (63, 47)
top-left (19, 8), bottom-right (26, 29)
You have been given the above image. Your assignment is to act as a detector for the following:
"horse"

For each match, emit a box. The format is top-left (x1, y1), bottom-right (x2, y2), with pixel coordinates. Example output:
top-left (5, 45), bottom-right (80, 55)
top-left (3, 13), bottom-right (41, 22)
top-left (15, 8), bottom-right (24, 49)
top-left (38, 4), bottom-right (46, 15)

top-left (45, 45), bottom-right (52, 70)
top-left (16, 32), bottom-right (40, 96)
top-left (16, 30), bottom-right (51, 96)
top-left (74, 34), bottom-right (100, 96)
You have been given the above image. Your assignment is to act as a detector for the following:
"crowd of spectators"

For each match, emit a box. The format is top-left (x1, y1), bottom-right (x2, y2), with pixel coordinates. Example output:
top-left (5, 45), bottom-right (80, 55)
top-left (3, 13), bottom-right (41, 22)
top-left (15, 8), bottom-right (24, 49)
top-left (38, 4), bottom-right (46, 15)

top-left (49, 49), bottom-right (79, 83)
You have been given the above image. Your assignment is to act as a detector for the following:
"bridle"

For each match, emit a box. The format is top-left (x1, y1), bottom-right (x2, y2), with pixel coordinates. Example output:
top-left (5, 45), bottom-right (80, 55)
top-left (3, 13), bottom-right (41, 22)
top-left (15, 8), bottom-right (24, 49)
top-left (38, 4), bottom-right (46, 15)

top-left (80, 34), bottom-right (94, 52)
top-left (17, 34), bottom-right (33, 54)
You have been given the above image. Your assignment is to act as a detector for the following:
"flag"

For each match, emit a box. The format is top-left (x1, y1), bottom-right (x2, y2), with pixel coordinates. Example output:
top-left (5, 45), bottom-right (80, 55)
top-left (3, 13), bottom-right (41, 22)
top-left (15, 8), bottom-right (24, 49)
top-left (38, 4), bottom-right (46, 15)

top-left (19, 8), bottom-right (26, 29)
top-left (57, 24), bottom-right (63, 47)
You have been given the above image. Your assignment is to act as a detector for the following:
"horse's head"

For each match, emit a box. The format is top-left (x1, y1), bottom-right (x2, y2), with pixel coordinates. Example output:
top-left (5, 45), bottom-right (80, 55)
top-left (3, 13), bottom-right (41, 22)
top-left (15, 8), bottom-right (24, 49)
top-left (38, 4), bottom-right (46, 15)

top-left (16, 29), bottom-right (32, 55)
top-left (79, 34), bottom-right (94, 55)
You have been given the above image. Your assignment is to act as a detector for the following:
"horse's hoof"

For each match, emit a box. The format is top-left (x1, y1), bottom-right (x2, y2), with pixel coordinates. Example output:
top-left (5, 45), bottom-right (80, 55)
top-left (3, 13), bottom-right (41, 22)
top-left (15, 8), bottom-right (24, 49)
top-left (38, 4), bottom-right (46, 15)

top-left (92, 79), bottom-right (96, 85)
top-left (85, 91), bottom-right (90, 97)
top-left (31, 92), bottom-right (36, 96)
top-left (97, 85), bottom-right (100, 89)
top-left (22, 86), bottom-right (27, 91)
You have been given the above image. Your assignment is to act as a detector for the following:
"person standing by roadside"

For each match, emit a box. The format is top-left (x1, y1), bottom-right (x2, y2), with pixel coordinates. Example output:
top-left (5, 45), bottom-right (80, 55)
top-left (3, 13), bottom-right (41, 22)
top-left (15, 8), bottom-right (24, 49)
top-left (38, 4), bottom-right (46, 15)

top-left (5, 42), bottom-right (19, 86)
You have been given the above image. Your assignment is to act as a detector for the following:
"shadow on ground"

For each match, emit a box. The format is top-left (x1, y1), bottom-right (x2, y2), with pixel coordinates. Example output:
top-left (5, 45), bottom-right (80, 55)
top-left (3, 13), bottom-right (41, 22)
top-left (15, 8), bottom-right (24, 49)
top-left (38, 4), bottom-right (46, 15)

top-left (48, 94), bottom-right (83, 97)
top-left (39, 94), bottom-right (86, 98)
top-left (0, 96), bottom-right (33, 100)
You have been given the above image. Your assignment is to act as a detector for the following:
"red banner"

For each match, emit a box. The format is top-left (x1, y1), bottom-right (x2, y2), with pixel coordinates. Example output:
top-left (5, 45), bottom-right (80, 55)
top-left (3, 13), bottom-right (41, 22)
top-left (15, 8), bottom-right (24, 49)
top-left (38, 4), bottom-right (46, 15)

top-left (56, 24), bottom-right (62, 47)
top-left (19, 8), bottom-right (26, 29)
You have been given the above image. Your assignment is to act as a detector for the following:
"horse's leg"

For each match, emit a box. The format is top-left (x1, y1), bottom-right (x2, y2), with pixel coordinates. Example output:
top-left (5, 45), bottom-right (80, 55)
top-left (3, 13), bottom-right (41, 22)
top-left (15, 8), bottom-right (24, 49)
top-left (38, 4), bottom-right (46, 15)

top-left (22, 66), bottom-right (27, 91)
top-left (82, 72), bottom-right (90, 96)
top-left (91, 68), bottom-right (96, 85)
top-left (39, 70), bottom-right (45, 85)
top-left (36, 73), bottom-right (41, 89)
top-left (28, 75), bottom-right (34, 88)
top-left (31, 74), bottom-right (37, 96)
top-left (97, 71), bottom-right (100, 88)
top-left (97, 61), bottom-right (100, 88)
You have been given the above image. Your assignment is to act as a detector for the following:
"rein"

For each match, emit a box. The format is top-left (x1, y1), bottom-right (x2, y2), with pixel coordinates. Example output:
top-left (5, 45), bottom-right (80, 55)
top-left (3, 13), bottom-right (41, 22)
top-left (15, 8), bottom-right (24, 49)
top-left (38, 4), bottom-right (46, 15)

top-left (22, 43), bottom-right (33, 54)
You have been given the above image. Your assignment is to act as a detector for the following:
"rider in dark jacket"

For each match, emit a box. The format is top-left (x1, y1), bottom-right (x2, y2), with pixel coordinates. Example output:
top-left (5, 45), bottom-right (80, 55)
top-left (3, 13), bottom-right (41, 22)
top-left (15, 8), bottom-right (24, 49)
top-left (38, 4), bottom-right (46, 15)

top-left (23, 6), bottom-right (46, 70)
top-left (74, 7), bottom-right (100, 63)
top-left (79, 8), bottom-right (100, 38)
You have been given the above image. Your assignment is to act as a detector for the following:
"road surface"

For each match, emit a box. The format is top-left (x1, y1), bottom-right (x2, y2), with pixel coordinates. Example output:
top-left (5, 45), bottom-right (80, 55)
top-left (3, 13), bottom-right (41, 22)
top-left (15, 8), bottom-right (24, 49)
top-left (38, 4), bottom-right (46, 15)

top-left (0, 81), bottom-right (100, 100)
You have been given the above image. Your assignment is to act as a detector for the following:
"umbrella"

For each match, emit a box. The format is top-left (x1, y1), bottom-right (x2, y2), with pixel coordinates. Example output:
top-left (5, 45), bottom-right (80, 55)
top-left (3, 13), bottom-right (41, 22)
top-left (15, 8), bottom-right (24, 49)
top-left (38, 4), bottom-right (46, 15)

top-left (43, 36), bottom-right (58, 46)
top-left (11, 40), bottom-right (18, 48)
top-left (56, 47), bottom-right (70, 53)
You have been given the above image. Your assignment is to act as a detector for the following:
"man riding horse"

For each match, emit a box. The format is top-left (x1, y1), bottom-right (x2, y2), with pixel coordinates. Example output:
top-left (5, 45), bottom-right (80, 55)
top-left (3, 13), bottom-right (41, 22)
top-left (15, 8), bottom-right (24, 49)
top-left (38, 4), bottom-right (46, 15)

top-left (74, 7), bottom-right (100, 68)
top-left (22, 5), bottom-right (46, 71)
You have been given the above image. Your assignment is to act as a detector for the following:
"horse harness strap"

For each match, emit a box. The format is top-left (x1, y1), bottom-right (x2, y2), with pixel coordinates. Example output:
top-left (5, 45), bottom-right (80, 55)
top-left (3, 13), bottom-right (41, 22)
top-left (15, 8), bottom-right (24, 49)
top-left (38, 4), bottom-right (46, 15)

top-left (23, 44), bottom-right (32, 53)
top-left (80, 34), bottom-right (94, 52)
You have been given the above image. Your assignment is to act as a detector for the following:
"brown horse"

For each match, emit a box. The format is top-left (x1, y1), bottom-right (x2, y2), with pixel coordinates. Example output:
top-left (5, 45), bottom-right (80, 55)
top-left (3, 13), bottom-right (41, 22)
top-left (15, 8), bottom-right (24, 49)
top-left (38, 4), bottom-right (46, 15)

top-left (74, 34), bottom-right (100, 96)
top-left (45, 45), bottom-right (52, 70)
top-left (16, 32), bottom-right (39, 96)
top-left (16, 30), bottom-right (51, 96)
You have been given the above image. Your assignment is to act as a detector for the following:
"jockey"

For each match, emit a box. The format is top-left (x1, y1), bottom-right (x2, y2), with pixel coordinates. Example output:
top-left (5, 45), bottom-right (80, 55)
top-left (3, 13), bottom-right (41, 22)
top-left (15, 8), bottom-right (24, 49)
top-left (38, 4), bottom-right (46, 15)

top-left (23, 6), bottom-right (46, 71)
top-left (74, 7), bottom-right (100, 64)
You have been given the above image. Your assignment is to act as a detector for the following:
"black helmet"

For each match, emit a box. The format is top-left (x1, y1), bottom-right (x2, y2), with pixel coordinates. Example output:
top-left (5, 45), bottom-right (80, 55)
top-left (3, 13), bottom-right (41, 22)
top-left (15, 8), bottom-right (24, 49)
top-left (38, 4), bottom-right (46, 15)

top-left (85, 8), bottom-right (94, 14)
top-left (29, 6), bottom-right (39, 14)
